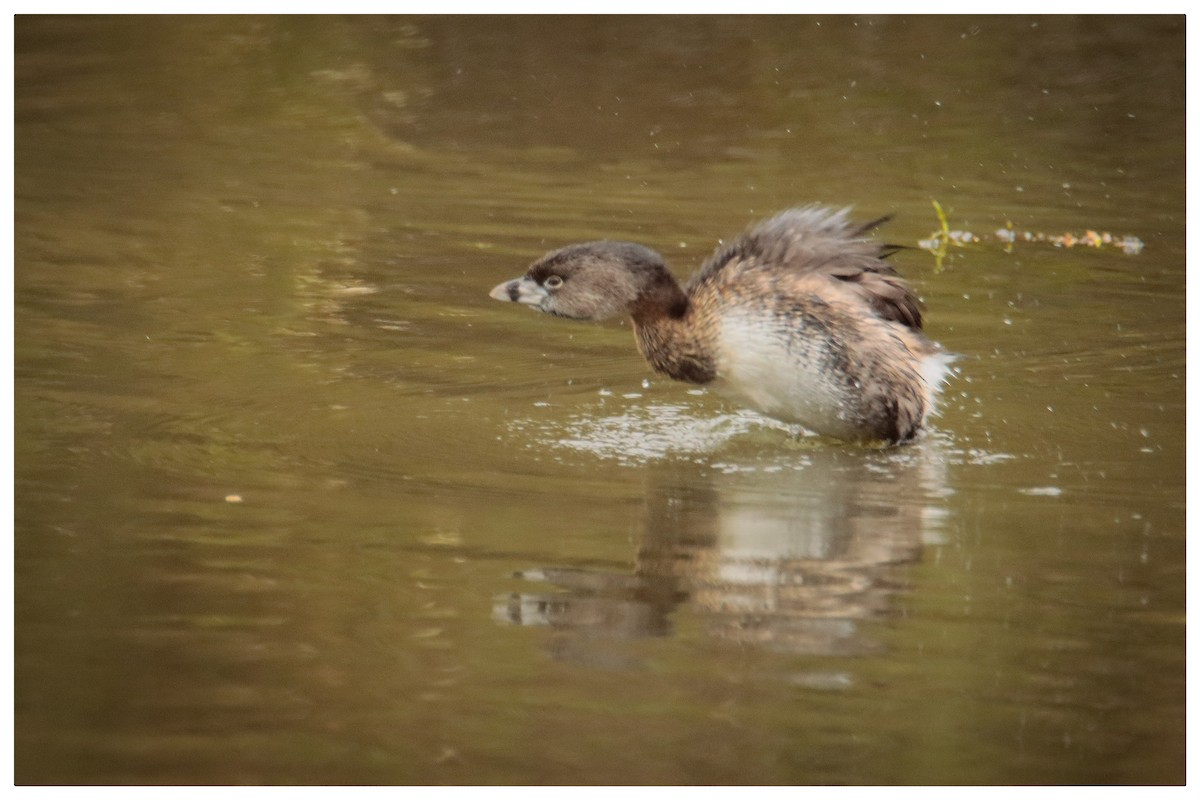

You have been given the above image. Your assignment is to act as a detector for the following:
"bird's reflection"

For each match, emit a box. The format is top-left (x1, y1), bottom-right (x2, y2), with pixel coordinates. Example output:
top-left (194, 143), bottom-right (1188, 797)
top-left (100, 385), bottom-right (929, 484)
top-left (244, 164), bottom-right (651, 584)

top-left (495, 441), bottom-right (950, 665)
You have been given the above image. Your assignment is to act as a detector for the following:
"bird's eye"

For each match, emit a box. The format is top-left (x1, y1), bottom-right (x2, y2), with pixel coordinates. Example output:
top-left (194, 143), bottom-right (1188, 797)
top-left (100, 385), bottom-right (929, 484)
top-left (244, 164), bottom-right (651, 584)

top-left (544, 275), bottom-right (564, 289)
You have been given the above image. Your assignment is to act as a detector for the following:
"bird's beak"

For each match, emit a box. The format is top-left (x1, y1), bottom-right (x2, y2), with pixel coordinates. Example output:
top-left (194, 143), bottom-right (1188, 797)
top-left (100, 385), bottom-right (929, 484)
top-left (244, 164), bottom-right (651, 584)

top-left (489, 277), bottom-right (548, 310)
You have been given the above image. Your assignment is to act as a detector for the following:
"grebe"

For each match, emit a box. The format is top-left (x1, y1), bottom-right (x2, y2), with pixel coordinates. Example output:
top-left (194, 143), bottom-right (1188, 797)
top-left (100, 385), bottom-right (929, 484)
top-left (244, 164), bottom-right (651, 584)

top-left (489, 206), bottom-right (951, 444)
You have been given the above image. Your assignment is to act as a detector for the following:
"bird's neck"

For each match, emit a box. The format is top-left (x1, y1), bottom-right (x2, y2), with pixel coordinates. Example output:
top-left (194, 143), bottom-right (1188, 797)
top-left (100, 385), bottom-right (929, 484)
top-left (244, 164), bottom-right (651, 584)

top-left (630, 278), bottom-right (717, 385)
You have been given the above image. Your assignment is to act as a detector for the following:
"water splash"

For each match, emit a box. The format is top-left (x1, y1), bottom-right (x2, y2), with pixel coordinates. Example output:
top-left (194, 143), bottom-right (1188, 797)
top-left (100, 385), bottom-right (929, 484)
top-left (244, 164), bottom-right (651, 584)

top-left (508, 401), bottom-right (811, 465)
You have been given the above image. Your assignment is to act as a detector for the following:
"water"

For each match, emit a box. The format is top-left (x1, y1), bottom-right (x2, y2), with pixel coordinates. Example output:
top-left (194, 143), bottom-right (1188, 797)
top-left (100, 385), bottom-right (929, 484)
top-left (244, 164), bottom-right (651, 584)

top-left (14, 15), bottom-right (1185, 785)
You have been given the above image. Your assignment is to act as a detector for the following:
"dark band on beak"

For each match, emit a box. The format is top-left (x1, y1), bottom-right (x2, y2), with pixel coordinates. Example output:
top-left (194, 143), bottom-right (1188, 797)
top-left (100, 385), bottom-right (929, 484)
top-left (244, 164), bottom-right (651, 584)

top-left (489, 276), bottom-right (548, 309)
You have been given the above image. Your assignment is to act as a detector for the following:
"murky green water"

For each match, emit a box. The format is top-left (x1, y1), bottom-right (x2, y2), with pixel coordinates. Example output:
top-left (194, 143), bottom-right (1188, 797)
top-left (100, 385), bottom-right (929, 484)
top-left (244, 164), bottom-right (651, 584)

top-left (15, 15), bottom-right (1185, 785)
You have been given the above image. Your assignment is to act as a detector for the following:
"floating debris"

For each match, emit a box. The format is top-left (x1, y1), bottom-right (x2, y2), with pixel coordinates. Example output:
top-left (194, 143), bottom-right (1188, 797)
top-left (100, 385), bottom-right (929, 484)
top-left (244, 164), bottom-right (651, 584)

top-left (918, 229), bottom-right (979, 249)
top-left (994, 227), bottom-right (1145, 254)
top-left (919, 199), bottom-right (1145, 268)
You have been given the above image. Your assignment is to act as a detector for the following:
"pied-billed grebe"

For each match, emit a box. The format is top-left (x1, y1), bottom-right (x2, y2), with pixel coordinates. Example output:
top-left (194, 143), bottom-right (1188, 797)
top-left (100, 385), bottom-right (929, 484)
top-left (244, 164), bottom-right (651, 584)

top-left (488, 206), bottom-right (952, 444)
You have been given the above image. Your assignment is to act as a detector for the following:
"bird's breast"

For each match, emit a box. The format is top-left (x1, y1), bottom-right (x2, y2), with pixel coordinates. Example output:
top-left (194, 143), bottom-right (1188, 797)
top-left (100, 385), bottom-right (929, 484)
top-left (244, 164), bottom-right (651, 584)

top-left (712, 311), bottom-right (866, 439)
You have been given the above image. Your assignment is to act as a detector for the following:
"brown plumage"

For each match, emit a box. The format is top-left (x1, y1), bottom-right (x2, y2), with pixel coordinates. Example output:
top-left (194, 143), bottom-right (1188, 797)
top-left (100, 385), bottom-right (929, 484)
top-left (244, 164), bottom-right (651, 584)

top-left (489, 206), bottom-right (952, 444)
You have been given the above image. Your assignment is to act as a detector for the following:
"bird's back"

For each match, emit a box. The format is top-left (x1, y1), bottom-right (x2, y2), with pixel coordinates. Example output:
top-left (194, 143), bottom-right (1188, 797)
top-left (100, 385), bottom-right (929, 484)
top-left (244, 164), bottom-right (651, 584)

top-left (687, 206), bottom-right (923, 331)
